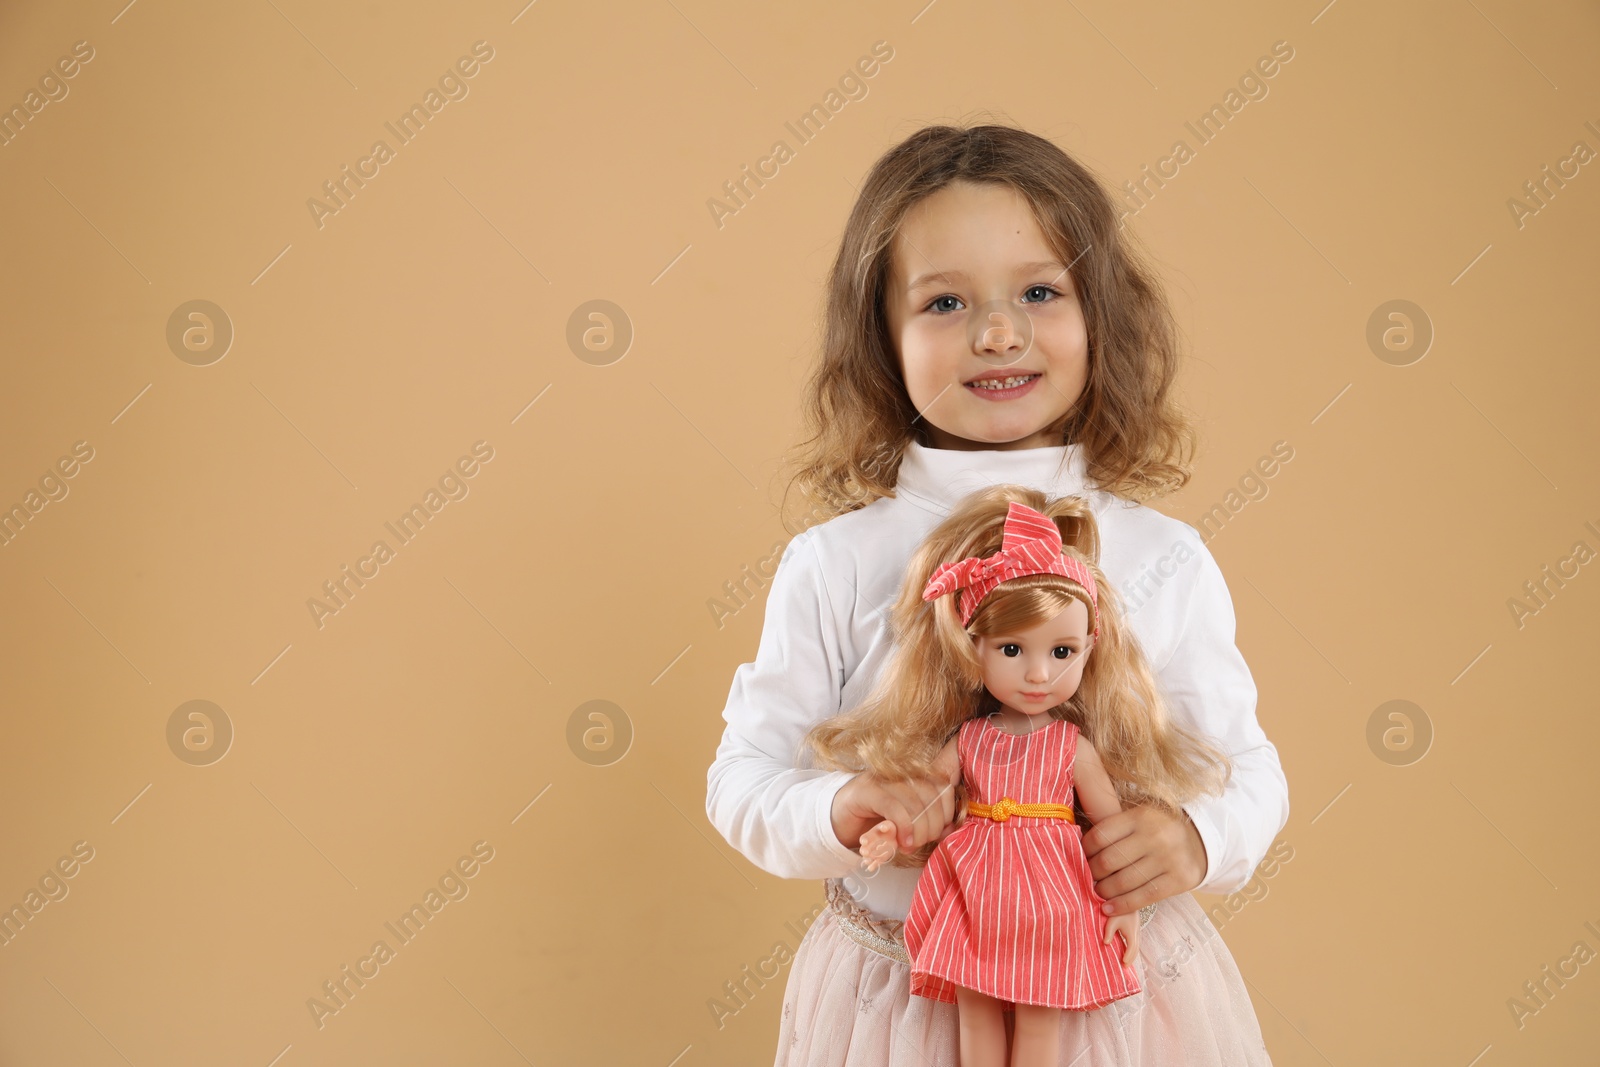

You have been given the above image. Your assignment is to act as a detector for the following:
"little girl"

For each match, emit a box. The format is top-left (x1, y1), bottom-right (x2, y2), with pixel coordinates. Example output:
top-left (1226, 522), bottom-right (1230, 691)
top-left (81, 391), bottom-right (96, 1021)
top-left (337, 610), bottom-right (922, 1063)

top-left (804, 491), bottom-right (1233, 1066)
top-left (706, 123), bottom-right (1288, 1065)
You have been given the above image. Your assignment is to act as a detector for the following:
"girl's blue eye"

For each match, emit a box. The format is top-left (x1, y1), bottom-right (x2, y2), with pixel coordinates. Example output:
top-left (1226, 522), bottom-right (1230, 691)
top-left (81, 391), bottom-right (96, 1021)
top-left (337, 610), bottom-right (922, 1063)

top-left (923, 285), bottom-right (1061, 315)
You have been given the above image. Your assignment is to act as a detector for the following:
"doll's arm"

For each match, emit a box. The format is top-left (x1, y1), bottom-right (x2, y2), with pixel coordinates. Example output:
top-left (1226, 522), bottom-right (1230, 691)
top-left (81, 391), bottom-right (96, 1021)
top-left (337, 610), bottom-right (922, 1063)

top-left (1072, 737), bottom-right (1123, 824)
top-left (1075, 739), bottom-right (1142, 960)
top-left (932, 732), bottom-right (963, 792)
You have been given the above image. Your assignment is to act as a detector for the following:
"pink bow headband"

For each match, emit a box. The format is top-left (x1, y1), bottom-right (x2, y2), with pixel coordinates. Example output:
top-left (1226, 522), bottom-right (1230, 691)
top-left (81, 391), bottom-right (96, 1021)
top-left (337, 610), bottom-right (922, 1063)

top-left (921, 501), bottom-right (1100, 636)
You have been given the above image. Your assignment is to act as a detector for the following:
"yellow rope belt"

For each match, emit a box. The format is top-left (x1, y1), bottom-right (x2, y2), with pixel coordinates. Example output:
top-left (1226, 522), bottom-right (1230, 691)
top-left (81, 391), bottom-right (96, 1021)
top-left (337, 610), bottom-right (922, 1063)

top-left (967, 796), bottom-right (1076, 823)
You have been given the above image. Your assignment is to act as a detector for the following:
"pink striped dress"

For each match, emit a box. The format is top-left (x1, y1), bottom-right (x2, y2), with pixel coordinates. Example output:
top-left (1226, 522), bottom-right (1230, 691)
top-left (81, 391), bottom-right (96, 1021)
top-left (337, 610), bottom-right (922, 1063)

top-left (902, 715), bottom-right (1143, 1011)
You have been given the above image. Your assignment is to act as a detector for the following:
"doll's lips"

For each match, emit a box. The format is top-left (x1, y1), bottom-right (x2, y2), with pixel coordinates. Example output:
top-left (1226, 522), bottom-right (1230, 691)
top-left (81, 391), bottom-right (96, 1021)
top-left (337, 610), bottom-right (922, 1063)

top-left (1021, 691), bottom-right (1051, 700)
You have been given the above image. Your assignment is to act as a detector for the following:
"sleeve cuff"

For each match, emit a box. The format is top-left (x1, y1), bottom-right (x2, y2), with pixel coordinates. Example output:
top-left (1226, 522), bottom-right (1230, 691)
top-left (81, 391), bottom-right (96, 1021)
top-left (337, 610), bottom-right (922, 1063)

top-left (1180, 798), bottom-right (1222, 893)
top-left (815, 770), bottom-right (867, 873)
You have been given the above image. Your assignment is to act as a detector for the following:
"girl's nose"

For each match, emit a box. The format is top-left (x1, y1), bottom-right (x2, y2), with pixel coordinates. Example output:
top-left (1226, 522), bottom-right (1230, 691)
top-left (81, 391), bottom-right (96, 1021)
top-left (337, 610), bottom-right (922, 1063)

top-left (978, 312), bottom-right (1019, 352)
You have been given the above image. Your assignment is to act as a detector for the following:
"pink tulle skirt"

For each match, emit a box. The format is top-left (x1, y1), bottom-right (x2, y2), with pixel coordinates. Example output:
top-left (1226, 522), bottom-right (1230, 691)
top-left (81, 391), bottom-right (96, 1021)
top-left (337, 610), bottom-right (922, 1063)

top-left (773, 878), bottom-right (1273, 1066)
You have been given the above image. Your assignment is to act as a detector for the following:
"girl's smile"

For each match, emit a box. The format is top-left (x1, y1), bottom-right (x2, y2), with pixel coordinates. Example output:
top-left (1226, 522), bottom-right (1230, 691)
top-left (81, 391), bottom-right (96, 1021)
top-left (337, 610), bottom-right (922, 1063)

top-left (965, 371), bottom-right (1042, 401)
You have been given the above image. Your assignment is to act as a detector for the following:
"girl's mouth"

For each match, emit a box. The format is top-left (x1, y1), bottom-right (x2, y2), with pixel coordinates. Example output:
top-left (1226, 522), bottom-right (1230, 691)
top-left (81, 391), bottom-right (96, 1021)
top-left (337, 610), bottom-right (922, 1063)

top-left (964, 373), bottom-right (1041, 401)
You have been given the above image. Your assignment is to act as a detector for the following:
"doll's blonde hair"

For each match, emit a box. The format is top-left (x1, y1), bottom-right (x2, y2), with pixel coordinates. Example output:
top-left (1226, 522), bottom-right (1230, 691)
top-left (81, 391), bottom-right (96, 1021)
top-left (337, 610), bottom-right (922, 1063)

top-left (802, 484), bottom-right (1231, 868)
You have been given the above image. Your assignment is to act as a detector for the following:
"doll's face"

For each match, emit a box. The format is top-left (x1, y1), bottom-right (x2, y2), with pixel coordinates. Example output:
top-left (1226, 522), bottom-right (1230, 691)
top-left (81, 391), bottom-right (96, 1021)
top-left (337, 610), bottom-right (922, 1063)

top-left (971, 598), bottom-right (1094, 717)
top-left (882, 180), bottom-right (1090, 451)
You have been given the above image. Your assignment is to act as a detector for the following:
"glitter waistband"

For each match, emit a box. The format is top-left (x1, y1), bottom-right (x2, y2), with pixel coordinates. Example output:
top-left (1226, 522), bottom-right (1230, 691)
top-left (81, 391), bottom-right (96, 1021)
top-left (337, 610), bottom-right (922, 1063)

top-left (826, 877), bottom-right (911, 964)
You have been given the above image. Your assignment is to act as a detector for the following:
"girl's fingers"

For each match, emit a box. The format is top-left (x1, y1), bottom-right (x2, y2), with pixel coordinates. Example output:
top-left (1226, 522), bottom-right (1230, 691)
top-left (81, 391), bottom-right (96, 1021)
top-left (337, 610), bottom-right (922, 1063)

top-left (916, 779), bottom-right (958, 845)
top-left (875, 776), bottom-right (962, 850)
top-left (888, 783), bottom-right (939, 848)
top-left (879, 794), bottom-right (921, 849)
top-left (1091, 837), bottom-right (1153, 882)
top-left (930, 776), bottom-right (961, 824)
top-left (1090, 847), bottom-right (1159, 901)
top-left (1080, 814), bottom-right (1140, 868)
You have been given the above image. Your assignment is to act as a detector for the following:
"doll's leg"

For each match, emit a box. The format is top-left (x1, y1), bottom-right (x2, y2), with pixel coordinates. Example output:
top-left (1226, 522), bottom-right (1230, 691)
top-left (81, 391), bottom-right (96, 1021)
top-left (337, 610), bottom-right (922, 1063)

top-left (1010, 1004), bottom-right (1061, 1066)
top-left (953, 985), bottom-right (1007, 1067)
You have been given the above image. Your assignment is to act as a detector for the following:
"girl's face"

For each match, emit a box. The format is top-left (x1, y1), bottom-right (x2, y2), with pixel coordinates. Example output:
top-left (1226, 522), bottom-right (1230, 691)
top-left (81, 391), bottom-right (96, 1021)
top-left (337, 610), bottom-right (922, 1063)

top-left (972, 599), bottom-right (1093, 720)
top-left (884, 180), bottom-right (1090, 451)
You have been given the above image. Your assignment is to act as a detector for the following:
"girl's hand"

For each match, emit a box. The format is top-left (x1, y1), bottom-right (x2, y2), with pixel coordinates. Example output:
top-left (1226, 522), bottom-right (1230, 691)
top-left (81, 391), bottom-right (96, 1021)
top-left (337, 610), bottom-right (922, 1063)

top-left (830, 746), bottom-right (963, 855)
top-left (1081, 804), bottom-right (1207, 915)
top-left (1104, 911), bottom-right (1140, 965)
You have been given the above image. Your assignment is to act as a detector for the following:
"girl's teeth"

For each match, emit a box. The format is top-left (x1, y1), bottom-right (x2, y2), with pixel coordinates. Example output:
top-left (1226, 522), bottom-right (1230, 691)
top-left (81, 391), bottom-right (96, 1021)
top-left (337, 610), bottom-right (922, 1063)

top-left (971, 375), bottom-right (1036, 389)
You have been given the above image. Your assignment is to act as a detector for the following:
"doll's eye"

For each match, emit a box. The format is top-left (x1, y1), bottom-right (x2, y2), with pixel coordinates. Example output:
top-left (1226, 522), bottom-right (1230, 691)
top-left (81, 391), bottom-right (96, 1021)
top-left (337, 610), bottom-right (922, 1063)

top-left (1000, 643), bottom-right (1021, 657)
top-left (1053, 646), bottom-right (1073, 660)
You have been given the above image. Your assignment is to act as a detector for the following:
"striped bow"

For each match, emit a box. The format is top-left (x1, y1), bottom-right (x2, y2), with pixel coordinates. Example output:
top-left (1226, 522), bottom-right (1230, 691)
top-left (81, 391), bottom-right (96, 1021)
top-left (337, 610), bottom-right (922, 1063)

top-left (921, 501), bottom-right (1099, 633)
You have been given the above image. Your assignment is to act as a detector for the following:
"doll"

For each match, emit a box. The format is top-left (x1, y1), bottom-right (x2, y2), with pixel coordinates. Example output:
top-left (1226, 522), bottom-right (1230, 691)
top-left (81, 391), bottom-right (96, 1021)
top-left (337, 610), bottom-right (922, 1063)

top-left (802, 487), bottom-right (1232, 1064)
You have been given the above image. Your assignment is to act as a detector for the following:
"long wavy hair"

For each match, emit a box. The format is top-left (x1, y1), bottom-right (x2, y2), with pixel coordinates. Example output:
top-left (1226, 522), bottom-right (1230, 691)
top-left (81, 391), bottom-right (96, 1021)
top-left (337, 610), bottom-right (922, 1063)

top-left (801, 485), bottom-right (1231, 869)
top-left (780, 121), bottom-right (1197, 533)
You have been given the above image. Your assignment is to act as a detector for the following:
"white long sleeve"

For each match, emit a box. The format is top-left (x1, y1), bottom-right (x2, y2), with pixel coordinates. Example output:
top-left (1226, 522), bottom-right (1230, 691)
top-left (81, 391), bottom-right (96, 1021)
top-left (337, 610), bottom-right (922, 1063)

top-left (705, 442), bottom-right (1290, 918)
top-left (705, 533), bottom-right (871, 880)
top-left (1159, 535), bottom-right (1291, 894)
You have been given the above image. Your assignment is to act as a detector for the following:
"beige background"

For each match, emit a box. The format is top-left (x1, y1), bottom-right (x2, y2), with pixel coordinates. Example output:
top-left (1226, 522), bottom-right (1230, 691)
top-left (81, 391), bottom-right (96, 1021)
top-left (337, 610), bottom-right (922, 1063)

top-left (1, 0), bottom-right (1597, 1063)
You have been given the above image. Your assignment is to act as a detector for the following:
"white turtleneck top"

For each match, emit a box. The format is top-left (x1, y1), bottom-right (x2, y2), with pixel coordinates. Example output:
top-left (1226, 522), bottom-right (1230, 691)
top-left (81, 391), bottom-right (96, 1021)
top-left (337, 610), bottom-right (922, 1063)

top-left (705, 441), bottom-right (1290, 921)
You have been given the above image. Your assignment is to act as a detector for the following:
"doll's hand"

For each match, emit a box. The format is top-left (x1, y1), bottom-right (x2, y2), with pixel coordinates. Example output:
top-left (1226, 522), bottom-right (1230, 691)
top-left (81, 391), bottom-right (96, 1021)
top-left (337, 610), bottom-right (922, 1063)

top-left (858, 819), bottom-right (898, 872)
top-left (1104, 911), bottom-right (1140, 965)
